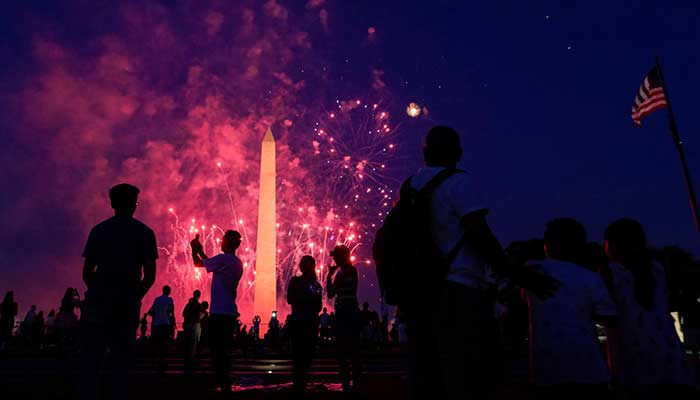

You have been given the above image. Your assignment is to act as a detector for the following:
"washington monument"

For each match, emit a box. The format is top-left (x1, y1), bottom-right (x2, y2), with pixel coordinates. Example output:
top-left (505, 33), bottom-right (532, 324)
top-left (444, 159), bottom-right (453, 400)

top-left (254, 127), bottom-right (277, 318)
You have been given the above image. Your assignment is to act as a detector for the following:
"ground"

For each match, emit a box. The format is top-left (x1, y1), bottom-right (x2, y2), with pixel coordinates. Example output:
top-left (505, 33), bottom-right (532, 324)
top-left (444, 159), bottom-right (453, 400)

top-left (0, 344), bottom-right (697, 399)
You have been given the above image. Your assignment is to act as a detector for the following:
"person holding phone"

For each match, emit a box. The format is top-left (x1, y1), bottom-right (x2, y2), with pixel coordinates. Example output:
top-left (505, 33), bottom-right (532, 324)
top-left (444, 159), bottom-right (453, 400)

top-left (190, 231), bottom-right (243, 395)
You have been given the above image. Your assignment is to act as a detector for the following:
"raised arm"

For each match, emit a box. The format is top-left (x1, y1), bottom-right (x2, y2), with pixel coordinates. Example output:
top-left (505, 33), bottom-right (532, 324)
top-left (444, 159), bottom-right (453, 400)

top-left (190, 234), bottom-right (209, 268)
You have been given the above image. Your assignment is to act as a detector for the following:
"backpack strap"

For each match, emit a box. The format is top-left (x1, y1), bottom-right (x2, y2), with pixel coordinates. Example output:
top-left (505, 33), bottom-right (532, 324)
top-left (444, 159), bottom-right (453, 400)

top-left (399, 176), bottom-right (414, 200)
top-left (418, 168), bottom-right (462, 197)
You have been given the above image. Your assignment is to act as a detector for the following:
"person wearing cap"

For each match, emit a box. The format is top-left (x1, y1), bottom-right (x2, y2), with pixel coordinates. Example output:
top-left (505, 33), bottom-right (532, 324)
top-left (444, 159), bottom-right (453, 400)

top-left (327, 244), bottom-right (363, 395)
top-left (190, 230), bottom-right (244, 395)
top-left (79, 183), bottom-right (158, 400)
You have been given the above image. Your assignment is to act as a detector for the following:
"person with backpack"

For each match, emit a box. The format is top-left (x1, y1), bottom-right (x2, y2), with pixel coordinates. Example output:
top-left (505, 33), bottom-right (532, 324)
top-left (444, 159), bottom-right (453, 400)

top-left (373, 126), bottom-right (559, 399)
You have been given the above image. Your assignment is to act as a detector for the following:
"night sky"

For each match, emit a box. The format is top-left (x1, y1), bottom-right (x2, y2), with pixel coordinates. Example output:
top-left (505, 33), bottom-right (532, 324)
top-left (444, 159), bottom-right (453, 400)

top-left (2, 0), bottom-right (700, 315)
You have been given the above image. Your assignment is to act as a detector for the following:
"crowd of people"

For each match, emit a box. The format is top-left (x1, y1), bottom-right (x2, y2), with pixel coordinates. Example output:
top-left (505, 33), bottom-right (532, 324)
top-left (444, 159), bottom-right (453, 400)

top-left (0, 288), bottom-right (82, 352)
top-left (1, 126), bottom-right (700, 400)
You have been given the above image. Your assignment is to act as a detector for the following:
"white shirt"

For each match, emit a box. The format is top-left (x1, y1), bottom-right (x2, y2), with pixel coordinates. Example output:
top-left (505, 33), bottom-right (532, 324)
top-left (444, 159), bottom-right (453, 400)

top-left (203, 253), bottom-right (243, 316)
top-left (606, 262), bottom-right (691, 385)
top-left (151, 295), bottom-right (173, 327)
top-left (525, 259), bottom-right (616, 385)
top-left (410, 166), bottom-right (487, 288)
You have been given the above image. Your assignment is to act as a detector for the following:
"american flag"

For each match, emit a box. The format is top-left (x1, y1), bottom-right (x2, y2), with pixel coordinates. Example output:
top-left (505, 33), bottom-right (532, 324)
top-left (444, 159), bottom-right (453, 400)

top-left (631, 66), bottom-right (667, 126)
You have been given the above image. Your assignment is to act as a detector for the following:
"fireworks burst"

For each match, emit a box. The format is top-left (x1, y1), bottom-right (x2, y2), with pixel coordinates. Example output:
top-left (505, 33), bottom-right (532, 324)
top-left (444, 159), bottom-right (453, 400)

top-left (406, 102), bottom-right (422, 118)
top-left (311, 98), bottom-right (400, 209)
top-left (157, 98), bottom-right (404, 317)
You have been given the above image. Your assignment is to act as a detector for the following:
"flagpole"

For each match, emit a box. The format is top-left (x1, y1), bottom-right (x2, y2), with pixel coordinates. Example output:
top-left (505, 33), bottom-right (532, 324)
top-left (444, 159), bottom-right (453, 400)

top-left (655, 56), bottom-right (700, 231)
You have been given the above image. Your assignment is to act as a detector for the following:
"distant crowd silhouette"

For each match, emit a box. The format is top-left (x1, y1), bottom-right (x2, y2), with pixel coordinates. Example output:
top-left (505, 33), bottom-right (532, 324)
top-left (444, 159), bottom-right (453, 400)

top-left (1, 126), bottom-right (700, 400)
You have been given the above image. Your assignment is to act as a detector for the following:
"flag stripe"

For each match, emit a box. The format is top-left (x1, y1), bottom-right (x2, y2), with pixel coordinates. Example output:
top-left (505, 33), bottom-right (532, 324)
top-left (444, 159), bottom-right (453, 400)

top-left (634, 93), bottom-right (666, 114)
top-left (631, 66), bottom-right (667, 126)
top-left (634, 98), bottom-right (667, 117)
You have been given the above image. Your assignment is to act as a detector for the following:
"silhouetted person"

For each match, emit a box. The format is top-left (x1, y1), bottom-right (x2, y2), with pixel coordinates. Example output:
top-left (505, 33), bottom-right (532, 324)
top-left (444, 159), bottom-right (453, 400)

top-left (326, 245), bottom-right (362, 395)
top-left (405, 126), bottom-right (558, 400)
top-left (150, 285), bottom-right (174, 369)
top-left (183, 289), bottom-right (202, 372)
top-left (525, 218), bottom-right (616, 400)
top-left (139, 314), bottom-right (148, 339)
top-left (319, 307), bottom-right (331, 343)
top-left (252, 315), bottom-right (261, 339)
top-left (21, 305), bottom-right (37, 341)
top-left (62, 287), bottom-right (79, 317)
top-left (33, 310), bottom-right (45, 348)
top-left (80, 183), bottom-right (157, 400)
top-left (200, 301), bottom-right (210, 348)
top-left (46, 309), bottom-right (56, 346)
top-left (360, 302), bottom-right (373, 345)
top-left (24, 304), bottom-right (37, 324)
top-left (0, 291), bottom-right (18, 351)
top-left (266, 312), bottom-right (280, 346)
top-left (603, 219), bottom-right (693, 398)
top-left (190, 230), bottom-right (244, 394)
top-left (287, 255), bottom-right (323, 398)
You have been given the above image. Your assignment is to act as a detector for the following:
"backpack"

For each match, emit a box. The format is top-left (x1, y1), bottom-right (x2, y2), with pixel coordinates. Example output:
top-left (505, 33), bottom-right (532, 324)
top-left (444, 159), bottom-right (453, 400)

top-left (372, 168), bottom-right (464, 308)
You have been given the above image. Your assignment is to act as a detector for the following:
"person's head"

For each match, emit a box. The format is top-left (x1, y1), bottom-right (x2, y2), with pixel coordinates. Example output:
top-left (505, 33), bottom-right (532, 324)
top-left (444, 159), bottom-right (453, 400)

top-left (2, 291), bottom-right (13, 303)
top-left (604, 218), bottom-right (647, 264)
top-left (192, 290), bottom-right (201, 300)
top-left (331, 245), bottom-right (352, 266)
top-left (543, 218), bottom-right (587, 262)
top-left (109, 183), bottom-right (140, 216)
top-left (322, 307), bottom-right (327, 313)
top-left (604, 218), bottom-right (655, 310)
top-left (221, 230), bottom-right (242, 253)
top-left (299, 255), bottom-right (317, 279)
top-left (63, 287), bottom-right (73, 299)
top-left (201, 301), bottom-right (209, 310)
top-left (49, 309), bottom-right (55, 317)
top-left (162, 285), bottom-right (171, 296)
top-left (423, 126), bottom-right (463, 168)
top-left (31, 304), bottom-right (36, 311)
top-left (363, 302), bottom-right (369, 311)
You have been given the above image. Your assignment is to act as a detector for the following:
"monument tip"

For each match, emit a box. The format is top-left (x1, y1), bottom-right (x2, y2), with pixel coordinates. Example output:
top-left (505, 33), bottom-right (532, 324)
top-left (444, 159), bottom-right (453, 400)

top-left (263, 127), bottom-right (275, 143)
